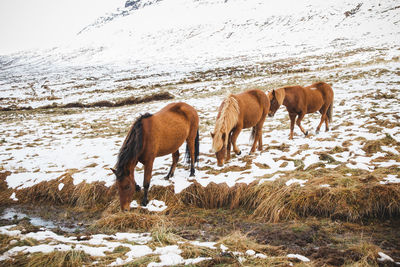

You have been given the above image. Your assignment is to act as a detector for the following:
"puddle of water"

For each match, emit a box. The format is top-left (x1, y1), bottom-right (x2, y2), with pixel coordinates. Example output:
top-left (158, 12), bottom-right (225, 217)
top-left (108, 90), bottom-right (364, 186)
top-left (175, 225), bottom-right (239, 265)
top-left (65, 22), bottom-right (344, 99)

top-left (0, 207), bottom-right (84, 233)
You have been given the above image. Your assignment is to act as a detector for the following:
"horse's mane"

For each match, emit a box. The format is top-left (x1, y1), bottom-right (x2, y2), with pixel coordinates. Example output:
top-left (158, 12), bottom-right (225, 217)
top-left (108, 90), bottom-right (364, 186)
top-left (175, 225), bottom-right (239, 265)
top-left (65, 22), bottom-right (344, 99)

top-left (212, 94), bottom-right (240, 152)
top-left (116, 113), bottom-right (152, 179)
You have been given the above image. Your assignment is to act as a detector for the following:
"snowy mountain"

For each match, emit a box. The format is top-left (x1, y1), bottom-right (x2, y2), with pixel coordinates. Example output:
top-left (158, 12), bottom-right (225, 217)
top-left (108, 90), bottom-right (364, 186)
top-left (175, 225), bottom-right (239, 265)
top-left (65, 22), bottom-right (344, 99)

top-left (0, 0), bottom-right (399, 109)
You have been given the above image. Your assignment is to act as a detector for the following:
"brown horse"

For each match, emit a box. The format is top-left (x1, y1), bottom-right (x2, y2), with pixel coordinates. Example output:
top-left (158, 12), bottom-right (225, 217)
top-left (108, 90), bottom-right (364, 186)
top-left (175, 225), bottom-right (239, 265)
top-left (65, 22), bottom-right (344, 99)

top-left (268, 82), bottom-right (334, 139)
top-left (211, 89), bottom-right (270, 166)
top-left (111, 102), bottom-right (199, 210)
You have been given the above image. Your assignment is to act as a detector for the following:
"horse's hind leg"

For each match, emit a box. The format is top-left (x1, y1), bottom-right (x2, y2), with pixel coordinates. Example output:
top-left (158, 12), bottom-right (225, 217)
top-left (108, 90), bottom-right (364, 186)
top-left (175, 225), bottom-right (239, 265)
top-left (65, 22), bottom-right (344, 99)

top-left (165, 150), bottom-right (179, 180)
top-left (142, 158), bottom-right (154, 206)
top-left (250, 124), bottom-right (263, 153)
top-left (316, 114), bottom-right (327, 134)
top-left (257, 114), bottom-right (267, 151)
top-left (325, 115), bottom-right (330, 132)
top-left (296, 112), bottom-right (308, 137)
top-left (316, 107), bottom-right (328, 134)
top-left (288, 112), bottom-right (297, 139)
top-left (186, 133), bottom-right (197, 177)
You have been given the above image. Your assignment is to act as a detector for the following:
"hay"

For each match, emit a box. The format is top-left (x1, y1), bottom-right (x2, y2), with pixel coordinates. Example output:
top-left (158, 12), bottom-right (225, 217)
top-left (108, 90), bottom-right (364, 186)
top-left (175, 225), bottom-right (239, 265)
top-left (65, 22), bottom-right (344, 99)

top-left (16, 174), bottom-right (117, 211)
top-left (92, 210), bottom-right (165, 232)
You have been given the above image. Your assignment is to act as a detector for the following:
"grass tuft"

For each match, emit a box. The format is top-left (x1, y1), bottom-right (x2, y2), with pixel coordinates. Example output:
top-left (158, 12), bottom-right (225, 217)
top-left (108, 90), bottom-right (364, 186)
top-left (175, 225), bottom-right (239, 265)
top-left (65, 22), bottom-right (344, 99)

top-left (2, 250), bottom-right (93, 267)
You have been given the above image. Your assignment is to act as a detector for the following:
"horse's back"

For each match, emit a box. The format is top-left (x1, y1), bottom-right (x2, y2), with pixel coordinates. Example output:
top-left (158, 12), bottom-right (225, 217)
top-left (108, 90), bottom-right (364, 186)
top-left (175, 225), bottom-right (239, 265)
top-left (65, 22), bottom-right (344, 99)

top-left (237, 89), bottom-right (269, 108)
top-left (306, 82), bottom-right (333, 100)
top-left (236, 89), bottom-right (269, 128)
top-left (143, 102), bottom-right (198, 157)
top-left (303, 82), bottom-right (333, 113)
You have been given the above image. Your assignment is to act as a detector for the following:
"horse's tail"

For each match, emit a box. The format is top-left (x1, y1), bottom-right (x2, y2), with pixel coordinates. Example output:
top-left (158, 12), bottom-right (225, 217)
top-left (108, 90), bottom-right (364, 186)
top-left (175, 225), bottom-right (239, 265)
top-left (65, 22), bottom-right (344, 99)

top-left (327, 99), bottom-right (333, 123)
top-left (116, 113), bottom-right (152, 179)
top-left (185, 130), bottom-right (200, 164)
top-left (250, 126), bottom-right (256, 143)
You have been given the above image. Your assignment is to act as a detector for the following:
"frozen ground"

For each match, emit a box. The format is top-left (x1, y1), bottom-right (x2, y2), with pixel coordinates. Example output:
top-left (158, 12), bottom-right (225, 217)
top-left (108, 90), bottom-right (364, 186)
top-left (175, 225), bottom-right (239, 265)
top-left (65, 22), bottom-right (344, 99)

top-left (1, 58), bottom-right (399, 264)
top-left (1, 61), bottom-right (399, 194)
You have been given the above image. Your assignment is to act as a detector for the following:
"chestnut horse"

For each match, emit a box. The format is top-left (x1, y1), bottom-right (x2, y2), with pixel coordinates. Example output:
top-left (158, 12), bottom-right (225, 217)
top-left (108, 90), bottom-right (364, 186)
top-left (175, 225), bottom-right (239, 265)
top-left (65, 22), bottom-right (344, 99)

top-left (111, 102), bottom-right (199, 210)
top-left (268, 82), bottom-right (334, 139)
top-left (211, 89), bottom-right (270, 166)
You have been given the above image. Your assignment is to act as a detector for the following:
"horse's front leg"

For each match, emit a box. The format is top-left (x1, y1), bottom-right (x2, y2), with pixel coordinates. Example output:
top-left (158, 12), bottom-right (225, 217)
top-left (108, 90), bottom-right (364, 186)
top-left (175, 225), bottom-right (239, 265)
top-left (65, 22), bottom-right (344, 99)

top-left (230, 126), bottom-right (242, 155)
top-left (289, 112), bottom-right (297, 140)
top-left (165, 150), bottom-right (179, 180)
top-left (296, 112), bottom-right (308, 137)
top-left (226, 131), bottom-right (232, 161)
top-left (129, 160), bottom-right (141, 192)
top-left (142, 158), bottom-right (154, 206)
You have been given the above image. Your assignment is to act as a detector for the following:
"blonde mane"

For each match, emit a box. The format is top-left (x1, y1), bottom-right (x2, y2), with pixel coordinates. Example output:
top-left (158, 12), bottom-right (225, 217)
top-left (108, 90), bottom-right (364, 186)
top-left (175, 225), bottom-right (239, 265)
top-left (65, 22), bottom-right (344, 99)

top-left (212, 94), bottom-right (240, 152)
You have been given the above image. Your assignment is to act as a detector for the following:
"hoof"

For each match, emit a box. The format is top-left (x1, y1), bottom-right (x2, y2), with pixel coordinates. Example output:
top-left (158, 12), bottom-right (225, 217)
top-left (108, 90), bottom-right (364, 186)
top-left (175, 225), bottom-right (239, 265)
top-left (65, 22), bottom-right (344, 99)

top-left (236, 150), bottom-right (242, 156)
top-left (135, 185), bottom-right (141, 192)
top-left (305, 131), bottom-right (309, 136)
top-left (315, 130), bottom-right (320, 135)
top-left (141, 199), bottom-right (148, 207)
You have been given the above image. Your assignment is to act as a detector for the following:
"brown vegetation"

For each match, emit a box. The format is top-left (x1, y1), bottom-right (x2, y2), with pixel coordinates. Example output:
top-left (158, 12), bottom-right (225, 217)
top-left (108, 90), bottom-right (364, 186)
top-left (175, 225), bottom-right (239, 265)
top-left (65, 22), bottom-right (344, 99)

top-left (0, 92), bottom-right (174, 112)
top-left (4, 165), bottom-right (399, 225)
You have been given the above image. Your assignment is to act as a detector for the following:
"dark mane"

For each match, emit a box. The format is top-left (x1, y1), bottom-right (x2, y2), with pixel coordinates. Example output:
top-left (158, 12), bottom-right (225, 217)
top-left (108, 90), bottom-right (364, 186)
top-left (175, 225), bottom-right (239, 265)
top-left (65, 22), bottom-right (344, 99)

top-left (116, 113), bottom-right (152, 179)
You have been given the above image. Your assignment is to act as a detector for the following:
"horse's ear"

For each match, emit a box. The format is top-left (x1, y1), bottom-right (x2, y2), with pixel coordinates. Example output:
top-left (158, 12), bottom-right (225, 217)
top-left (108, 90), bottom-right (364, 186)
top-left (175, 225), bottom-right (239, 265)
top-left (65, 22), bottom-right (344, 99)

top-left (210, 132), bottom-right (215, 138)
top-left (110, 168), bottom-right (117, 175)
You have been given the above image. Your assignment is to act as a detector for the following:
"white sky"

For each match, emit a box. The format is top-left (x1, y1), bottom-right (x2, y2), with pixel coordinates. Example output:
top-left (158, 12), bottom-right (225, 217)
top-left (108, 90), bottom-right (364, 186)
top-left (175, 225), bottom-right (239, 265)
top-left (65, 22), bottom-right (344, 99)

top-left (0, 0), bottom-right (125, 55)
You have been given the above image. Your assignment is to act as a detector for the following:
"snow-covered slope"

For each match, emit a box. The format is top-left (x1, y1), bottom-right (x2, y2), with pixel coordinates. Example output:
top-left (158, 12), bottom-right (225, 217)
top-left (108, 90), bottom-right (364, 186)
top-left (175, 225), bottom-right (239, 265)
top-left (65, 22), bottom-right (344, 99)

top-left (74, 0), bottom-right (398, 70)
top-left (1, 0), bottom-right (399, 110)
top-left (1, 0), bottom-right (398, 102)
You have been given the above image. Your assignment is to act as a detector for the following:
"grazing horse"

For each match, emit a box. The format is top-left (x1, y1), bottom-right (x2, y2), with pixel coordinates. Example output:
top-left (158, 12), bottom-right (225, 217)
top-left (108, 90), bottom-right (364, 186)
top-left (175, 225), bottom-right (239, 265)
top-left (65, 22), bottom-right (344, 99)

top-left (111, 102), bottom-right (199, 210)
top-left (211, 89), bottom-right (270, 166)
top-left (268, 82), bottom-right (334, 140)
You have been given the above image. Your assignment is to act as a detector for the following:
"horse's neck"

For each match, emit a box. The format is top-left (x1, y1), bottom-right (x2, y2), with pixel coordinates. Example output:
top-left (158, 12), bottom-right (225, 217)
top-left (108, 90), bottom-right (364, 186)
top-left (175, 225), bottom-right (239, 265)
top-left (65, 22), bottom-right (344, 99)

top-left (281, 89), bottom-right (288, 106)
top-left (219, 96), bottom-right (239, 131)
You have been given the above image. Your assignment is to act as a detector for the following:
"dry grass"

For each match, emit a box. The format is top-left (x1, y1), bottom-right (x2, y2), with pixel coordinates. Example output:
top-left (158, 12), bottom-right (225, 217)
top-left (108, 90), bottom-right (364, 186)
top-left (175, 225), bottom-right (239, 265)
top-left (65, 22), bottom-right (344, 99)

top-left (218, 231), bottom-right (281, 255)
top-left (0, 92), bottom-right (174, 111)
top-left (16, 174), bottom-right (117, 212)
top-left (347, 242), bottom-right (381, 266)
top-left (362, 134), bottom-right (400, 156)
top-left (92, 210), bottom-right (166, 232)
top-left (1, 250), bottom-right (94, 267)
top-left (0, 234), bottom-right (14, 254)
top-left (8, 165), bottom-right (400, 226)
top-left (0, 171), bottom-right (13, 206)
top-left (150, 223), bottom-right (184, 246)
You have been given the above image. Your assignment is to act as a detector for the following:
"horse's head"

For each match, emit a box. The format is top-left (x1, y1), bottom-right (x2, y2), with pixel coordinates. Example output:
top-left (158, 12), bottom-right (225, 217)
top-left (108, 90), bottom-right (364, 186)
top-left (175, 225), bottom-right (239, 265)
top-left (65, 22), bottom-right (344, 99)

top-left (211, 131), bottom-right (227, 167)
top-left (268, 89), bottom-right (285, 117)
top-left (111, 167), bottom-right (140, 212)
